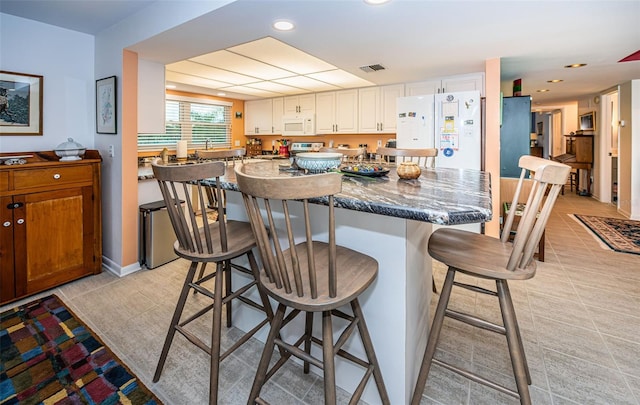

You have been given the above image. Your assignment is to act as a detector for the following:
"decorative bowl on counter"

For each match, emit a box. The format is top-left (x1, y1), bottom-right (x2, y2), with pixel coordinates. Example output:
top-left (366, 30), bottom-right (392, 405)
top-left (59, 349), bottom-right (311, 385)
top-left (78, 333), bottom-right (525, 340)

top-left (55, 138), bottom-right (86, 161)
top-left (295, 152), bottom-right (343, 173)
top-left (397, 161), bottom-right (422, 179)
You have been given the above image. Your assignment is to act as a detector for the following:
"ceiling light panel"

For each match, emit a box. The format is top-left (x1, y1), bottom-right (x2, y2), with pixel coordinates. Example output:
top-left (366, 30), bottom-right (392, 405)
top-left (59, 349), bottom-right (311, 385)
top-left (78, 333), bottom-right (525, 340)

top-left (243, 81), bottom-right (307, 94)
top-left (165, 71), bottom-right (231, 89)
top-left (306, 70), bottom-right (374, 88)
top-left (273, 76), bottom-right (341, 92)
top-left (220, 85), bottom-right (283, 98)
top-left (229, 37), bottom-right (337, 75)
top-left (190, 50), bottom-right (294, 80)
top-left (166, 60), bottom-right (258, 85)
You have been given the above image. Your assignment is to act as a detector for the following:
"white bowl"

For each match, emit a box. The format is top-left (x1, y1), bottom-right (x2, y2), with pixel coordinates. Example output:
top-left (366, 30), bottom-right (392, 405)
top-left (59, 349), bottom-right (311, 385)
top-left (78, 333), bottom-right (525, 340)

top-left (55, 138), bottom-right (86, 161)
top-left (295, 152), bottom-right (342, 173)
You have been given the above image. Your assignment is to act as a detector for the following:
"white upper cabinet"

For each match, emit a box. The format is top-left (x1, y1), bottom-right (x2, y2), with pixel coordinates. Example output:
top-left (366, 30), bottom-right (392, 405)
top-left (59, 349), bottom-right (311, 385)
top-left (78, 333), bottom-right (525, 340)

top-left (284, 94), bottom-right (315, 116)
top-left (271, 97), bottom-right (284, 134)
top-left (138, 59), bottom-right (166, 134)
top-left (245, 98), bottom-right (273, 135)
top-left (316, 90), bottom-right (358, 134)
top-left (406, 73), bottom-right (485, 96)
top-left (358, 84), bottom-right (404, 134)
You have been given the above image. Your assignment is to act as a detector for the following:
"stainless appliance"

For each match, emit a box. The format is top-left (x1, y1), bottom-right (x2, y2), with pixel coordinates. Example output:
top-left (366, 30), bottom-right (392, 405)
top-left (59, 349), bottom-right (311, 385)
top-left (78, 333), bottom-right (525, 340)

top-left (290, 142), bottom-right (324, 155)
top-left (139, 200), bottom-right (179, 269)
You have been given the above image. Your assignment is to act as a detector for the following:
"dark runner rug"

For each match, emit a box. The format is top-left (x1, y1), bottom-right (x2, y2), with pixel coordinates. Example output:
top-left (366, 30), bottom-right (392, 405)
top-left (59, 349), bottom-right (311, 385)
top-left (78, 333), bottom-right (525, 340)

top-left (0, 294), bottom-right (161, 405)
top-left (574, 214), bottom-right (640, 255)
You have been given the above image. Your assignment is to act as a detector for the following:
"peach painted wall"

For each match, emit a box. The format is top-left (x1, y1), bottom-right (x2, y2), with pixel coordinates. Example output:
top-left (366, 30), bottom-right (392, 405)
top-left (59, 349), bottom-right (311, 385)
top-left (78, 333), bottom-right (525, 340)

top-left (484, 58), bottom-right (501, 237)
top-left (122, 50), bottom-right (139, 266)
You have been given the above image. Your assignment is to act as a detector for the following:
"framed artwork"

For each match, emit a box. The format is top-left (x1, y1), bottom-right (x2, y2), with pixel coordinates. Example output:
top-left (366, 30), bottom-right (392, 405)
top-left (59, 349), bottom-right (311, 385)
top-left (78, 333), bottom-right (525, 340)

top-left (0, 71), bottom-right (43, 135)
top-left (96, 76), bottom-right (117, 134)
top-left (536, 121), bottom-right (543, 135)
top-left (579, 111), bottom-right (595, 131)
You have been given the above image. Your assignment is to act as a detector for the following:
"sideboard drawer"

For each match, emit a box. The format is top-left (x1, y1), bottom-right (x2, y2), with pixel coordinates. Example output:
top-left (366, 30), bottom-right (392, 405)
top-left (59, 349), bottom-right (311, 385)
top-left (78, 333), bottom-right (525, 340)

top-left (13, 165), bottom-right (93, 190)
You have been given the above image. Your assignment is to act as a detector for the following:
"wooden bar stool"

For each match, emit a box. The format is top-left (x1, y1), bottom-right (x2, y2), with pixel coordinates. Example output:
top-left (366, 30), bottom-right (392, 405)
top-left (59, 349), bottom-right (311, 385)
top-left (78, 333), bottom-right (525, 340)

top-left (376, 146), bottom-right (437, 168)
top-left (151, 161), bottom-right (273, 405)
top-left (411, 156), bottom-right (570, 405)
top-left (235, 165), bottom-right (390, 405)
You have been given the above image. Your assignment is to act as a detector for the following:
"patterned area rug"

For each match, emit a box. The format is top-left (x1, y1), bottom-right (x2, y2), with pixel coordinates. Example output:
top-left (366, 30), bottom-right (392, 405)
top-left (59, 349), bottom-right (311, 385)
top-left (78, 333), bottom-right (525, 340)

top-left (0, 295), bottom-right (161, 404)
top-left (574, 214), bottom-right (640, 255)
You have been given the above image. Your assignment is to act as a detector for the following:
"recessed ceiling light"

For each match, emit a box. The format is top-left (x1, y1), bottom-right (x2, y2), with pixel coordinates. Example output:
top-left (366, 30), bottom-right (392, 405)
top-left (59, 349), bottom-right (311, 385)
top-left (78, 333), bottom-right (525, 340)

top-left (165, 84), bottom-right (176, 89)
top-left (273, 20), bottom-right (295, 31)
top-left (564, 63), bottom-right (587, 68)
top-left (364, 0), bottom-right (391, 4)
top-left (537, 89), bottom-right (550, 93)
top-left (217, 92), bottom-right (226, 97)
top-left (547, 79), bottom-right (563, 83)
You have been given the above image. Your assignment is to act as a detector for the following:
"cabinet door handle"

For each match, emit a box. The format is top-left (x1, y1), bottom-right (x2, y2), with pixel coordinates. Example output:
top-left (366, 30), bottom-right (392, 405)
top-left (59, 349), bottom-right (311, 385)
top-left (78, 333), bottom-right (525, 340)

top-left (53, 173), bottom-right (61, 179)
top-left (2, 221), bottom-right (10, 227)
top-left (16, 218), bottom-right (25, 225)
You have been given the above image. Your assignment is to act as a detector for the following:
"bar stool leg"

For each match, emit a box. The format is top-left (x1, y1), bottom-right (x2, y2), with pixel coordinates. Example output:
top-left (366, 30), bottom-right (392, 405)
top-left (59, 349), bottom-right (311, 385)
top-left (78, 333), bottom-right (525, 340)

top-left (322, 310), bottom-right (337, 405)
top-left (248, 304), bottom-right (286, 404)
top-left (497, 280), bottom-right (532, 405)
top-left (209, 261), bottom-right (225, 405)
top-left (351, 299), bottom-right (390, 404)
top-left (411, 268), bottom-right (456, 405)
top-left (224, 260), bottom-right (233, 327)
top-left (154, 261), bottom-right (199, 382)
top-left (303, 312), bottom-right (314, 374)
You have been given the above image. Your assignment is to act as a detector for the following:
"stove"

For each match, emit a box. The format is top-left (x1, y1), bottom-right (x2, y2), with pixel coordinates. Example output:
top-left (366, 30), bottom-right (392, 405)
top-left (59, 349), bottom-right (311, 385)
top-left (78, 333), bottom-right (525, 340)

top-left (290, 142), bottom-right (324, 153)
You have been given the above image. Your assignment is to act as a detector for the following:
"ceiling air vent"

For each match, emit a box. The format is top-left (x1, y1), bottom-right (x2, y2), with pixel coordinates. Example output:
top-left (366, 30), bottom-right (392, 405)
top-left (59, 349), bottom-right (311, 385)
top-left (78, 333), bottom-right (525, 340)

top-left (359, 64), bottom-right (386, 73)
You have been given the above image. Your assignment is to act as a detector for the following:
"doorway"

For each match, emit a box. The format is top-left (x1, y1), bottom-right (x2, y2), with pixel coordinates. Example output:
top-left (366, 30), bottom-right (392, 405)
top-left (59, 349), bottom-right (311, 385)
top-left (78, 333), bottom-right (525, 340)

top-left (598, 90), bottom-right (619, 206)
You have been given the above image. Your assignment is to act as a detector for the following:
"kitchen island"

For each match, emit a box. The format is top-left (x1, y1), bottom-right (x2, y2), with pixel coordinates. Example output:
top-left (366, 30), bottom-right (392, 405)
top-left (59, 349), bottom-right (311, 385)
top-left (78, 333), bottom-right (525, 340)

top-left (206, 159), bottom-right (492, 404)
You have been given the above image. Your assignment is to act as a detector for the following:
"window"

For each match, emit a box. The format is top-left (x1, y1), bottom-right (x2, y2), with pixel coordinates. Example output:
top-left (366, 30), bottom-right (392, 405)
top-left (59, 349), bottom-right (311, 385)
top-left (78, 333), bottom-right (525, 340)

top-left (138, 96), bottom-right (232, 150)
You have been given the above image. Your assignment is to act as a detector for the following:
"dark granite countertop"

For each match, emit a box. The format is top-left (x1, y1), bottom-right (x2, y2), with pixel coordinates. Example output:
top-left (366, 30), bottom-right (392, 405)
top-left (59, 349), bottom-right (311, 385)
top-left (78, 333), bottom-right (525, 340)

top-left (206, 160), bottom-right (492, 226)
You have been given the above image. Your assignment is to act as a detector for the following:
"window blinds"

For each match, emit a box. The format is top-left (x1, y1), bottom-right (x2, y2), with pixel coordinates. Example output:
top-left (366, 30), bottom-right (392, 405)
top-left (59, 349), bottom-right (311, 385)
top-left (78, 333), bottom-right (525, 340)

top-left (138, 97), bottom-right (232, 150)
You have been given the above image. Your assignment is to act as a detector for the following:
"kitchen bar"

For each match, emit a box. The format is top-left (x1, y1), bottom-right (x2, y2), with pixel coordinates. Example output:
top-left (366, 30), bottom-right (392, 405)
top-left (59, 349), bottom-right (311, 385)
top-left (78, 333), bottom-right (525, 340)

top-left (207, 160), bottom-right (492, 404)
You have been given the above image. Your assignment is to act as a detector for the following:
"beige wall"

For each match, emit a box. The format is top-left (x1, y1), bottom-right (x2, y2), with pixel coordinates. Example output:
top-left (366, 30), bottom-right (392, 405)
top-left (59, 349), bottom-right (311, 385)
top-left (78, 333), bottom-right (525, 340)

top-left (484, 58), bottom-right (501, 237)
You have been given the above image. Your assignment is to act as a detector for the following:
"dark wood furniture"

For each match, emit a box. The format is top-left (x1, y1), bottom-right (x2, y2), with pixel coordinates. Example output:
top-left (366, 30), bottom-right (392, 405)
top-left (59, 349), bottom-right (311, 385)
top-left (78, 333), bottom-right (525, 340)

top-left (0, 150), bottom-right (102, 305)
top-left (236, 169), bottom-right (390, 405)
top-left (411, 156), bottom-right (570, 405)
top-left (151, 161), bottom-right (273, 405)
top-left (245, 143), bottom-right (262, 157)
top-left (529, 146), bottom-right (543, 158)
top-left (554, 134), bottom-right (593, 195)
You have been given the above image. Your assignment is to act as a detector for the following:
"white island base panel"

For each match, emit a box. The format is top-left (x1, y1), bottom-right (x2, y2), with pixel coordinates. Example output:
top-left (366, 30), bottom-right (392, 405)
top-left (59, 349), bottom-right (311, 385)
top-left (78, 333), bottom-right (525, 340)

top-left (224, 190), bottom-right (432, 405)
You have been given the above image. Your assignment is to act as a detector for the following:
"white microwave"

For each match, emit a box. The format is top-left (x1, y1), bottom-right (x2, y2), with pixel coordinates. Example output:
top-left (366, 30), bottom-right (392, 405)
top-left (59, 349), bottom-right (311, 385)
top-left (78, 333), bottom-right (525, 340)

top-left (282, 115), bottom-right (315, 136)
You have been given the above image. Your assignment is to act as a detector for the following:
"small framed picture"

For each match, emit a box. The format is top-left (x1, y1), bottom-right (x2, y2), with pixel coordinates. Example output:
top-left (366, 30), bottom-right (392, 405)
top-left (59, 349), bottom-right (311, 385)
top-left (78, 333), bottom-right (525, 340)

top-left (0, 70), bottom-right (43, 136)
top-left (96, 76), bottom-right (117, 134)
top-left (579, 111), bottom-right (595, 131)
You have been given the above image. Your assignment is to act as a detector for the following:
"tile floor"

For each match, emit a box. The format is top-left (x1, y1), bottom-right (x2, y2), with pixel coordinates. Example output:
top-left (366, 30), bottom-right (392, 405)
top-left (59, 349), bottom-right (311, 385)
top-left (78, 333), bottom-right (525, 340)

top-left (2, 192), bottom-right (638, 404)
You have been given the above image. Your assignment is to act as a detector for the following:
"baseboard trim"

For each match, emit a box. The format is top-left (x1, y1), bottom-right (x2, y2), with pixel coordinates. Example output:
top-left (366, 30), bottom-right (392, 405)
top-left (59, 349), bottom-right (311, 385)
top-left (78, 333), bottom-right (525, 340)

top-left (102, 256), bottom-right (142, 277)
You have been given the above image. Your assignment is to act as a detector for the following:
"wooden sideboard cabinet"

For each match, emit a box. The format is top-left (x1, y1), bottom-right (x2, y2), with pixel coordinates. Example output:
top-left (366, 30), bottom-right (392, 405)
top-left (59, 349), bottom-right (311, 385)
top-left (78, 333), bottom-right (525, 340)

top-left (0, 150), bottom-right (102, 305)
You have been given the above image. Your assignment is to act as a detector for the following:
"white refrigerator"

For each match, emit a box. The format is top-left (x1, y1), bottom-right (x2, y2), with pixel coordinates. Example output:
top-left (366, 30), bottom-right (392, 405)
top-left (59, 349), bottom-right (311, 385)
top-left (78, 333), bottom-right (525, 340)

top-left (396, 90), bottom-right (482, 170)
top-left (396, 90), bottom-right (483, 232)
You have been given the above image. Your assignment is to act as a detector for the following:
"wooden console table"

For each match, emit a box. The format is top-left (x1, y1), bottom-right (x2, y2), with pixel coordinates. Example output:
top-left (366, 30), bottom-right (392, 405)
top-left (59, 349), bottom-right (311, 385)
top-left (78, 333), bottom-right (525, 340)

top-left (0, 150), bottom-right (102, 305)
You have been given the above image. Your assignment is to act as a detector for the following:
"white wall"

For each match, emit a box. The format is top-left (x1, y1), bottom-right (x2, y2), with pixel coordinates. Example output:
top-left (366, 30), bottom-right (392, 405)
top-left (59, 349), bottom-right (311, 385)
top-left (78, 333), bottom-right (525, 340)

top-left (0, 14), bottom-right (94, 153)
top-left (93, 0), bottom-right (234, 273)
